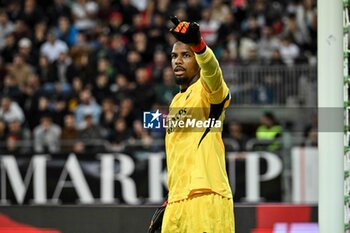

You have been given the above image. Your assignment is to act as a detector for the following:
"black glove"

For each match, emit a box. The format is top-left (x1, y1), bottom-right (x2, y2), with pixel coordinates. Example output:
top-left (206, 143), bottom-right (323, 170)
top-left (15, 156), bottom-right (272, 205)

top-left (147, 200), bottom-right (167, 233)
top-left (169, 16), bottom-right (201, 45)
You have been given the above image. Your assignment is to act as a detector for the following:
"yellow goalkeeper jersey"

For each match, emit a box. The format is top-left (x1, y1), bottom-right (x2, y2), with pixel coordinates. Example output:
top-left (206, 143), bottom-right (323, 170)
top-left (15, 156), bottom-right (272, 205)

top-left (165, 47), bottom-right (232, 203)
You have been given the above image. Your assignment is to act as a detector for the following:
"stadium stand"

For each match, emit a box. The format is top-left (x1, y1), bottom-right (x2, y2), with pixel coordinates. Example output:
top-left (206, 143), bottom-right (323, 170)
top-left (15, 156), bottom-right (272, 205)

top-left (0, 0), bottom-right (317, 153)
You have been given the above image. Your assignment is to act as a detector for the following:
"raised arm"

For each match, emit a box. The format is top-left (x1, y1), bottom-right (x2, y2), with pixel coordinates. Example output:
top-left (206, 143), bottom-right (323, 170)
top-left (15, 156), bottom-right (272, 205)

top-left (195, 47), bottom-right (224, 93)
top-left (170, 16), bottom-right (229, 104)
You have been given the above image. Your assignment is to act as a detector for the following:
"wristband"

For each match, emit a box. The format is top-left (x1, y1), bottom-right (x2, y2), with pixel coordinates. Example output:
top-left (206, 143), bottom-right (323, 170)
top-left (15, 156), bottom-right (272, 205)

top-left (190, 37), bottom-right (206, 54)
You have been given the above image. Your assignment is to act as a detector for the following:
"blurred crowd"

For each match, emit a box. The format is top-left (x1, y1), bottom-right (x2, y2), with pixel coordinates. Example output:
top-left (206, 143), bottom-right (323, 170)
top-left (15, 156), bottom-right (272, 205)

top-left (0, 0), bottom-right (317, 154)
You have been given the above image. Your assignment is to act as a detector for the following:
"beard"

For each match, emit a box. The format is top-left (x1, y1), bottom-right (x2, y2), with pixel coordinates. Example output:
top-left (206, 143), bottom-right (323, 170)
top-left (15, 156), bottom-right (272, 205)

top-left (175, 76), bottom-right (190, 85)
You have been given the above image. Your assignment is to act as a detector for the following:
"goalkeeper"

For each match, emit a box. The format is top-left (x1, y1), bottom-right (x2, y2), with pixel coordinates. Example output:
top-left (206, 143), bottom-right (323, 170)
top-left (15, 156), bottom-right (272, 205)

top-left (160, 16), bottom-right (235, 233)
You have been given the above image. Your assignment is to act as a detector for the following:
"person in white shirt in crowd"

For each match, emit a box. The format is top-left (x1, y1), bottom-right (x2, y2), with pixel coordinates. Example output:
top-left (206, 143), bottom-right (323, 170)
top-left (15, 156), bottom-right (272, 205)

top-left (0, 96), bottom-right (25, 124)
top-left (258, 25), bottom-right (281, 64)
top-left (33, 115), bottom-right (62, 153)
top-left (199, 8), bottom-right (220, 47)
top-left (40, 30), bottom-right (68, 63)
top-left (279, 35), bottom-right (300, 66)
top-left (71, 0), bottom-right (99, 32)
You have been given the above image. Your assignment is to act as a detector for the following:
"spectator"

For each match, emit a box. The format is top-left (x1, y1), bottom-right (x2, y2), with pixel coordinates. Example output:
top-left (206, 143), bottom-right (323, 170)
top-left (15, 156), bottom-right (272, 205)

top-left (92, 31), bottom-right (110, 60)
top-left (74, 31), bottom-right (91, 49)
top-left (282, 12), bottom-right (309, 49)
top-left (225, 33), bottom-right (239, 60)
top-left (6, 0), bottom-right (22, 22)
top-left (1, 74), bottom-right (21, 100)
top-left (6, 119), bottom-right (31, 153)
top-left (33, 115), bottom-right (62, 153)
top-left (148, 49), bottom-right (169, 83)
top-left (111, 73), bottom-right (133, 104)
top-left (279, 35), bottom-right (300, 66)
top-left (79, 112), bottom-right (105, 151)
top-left (108, 12), bottom-right (124, 35)
top-left (242, 15), bottom-right (261, 41)
top-left (21, 73), bottom-right (43, 129)
top-left (30, 96), bottom-right (54, 128)
top-left (132, 31), bottom-right (153, 63)
top-left (306, 9), bottom-right (317, 57)
top-left (93, 72), bottom-right (112, 104)
top-left (250, 0), bottom-right (267, 27)
top-left (47, 0), bottom-right (72, 26)
top-left (294, 0), bottom-right (314, 46)
top-left (61, 114), bottom-right (80, 152)
top-left (257, 25), bottom-right (281, 64)
top-left (7, 54), bottom-right (33, 88)
top-left (226, 122), bottom-right (248, 151)
top-left (67, 77), bottom-right (83, 112)
top-left (52, 98), bottom-right (68, 126)
top-left (5, 135), bottom-right (21, 153)
top-left (108, 117), bottom-right (131, 151)
top-left (270, 49), bottom-right (284, 65)
top-left (18, 37), bottom-right (39, 68)
top-left (118, 97), bottom-right (136, 128)
top-left (0, 96), bottom-right (25, 124)
top-left (37, 55), bottom-right (57, 84)
top-left (133, 66), bottom-right (155, 111)
top-left (154, 0), bottom-right (169, 15)
top-left (71, 0), bottom-right (99, 32)
top-left (211, 0), bottom-right (231, 23)
top-left (1, 33), bottom-right (16, 63)
top-left (109, 34), bottom-right (128, 71)
top-left (20, 0), bottom-right (45, 29)
top-left (199, 8), bottom-right (220, 47)
top-left (232, 0), bottom-right (248, 23)
top-left (74, 88), bottom-right (102, 129)
top-left (216, 11), bottom-right (240, 48)
top-left (97, 0), bottom-right (113, 21)
top-left (96, 56), bottom-right (115, 80)
top-left (99, 98), bottom-right (118, 132)
top-left (116, 0), bottom-right (139, 25)
top-left (155, 66), bottom-right (178, 105)
top-left (68, 49), bottom-right (95, 85)
top-left (129, 13), bottom-right (146, 34)
top-left (12, 19), bottom-right (31, 41)
top-left (52, 52), bottom-right (76, 85)
top-left (256, 112), bottom-right (283, 151)
top-left (239, 37), bottom-right (258, 63)
top-left (123, 49), bottom-right (142, 81)
top-left (55, 16), bottom-right (78, 47)
top-left (32, 21), bottom-right (47, 51)
top-left (147, 12), bottom-right (168, 46)
top-left (7, 119), bottom-right (30, 140)
top-left (40, 30), bottom-right (69, 63)
top-left (0, 9), bottom-right (15, 50)
top-left (128, 119), bottom-right (152, 150)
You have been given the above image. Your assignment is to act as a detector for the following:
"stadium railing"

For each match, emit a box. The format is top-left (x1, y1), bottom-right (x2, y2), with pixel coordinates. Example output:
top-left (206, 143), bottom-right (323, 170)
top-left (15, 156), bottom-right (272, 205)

top-left (222, 64), bottom-right (317, 106)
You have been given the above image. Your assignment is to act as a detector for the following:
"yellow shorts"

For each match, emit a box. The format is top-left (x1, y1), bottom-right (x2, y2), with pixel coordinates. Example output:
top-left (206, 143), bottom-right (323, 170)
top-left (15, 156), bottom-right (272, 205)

top-left (161, 192), bottom-right (235, 233)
